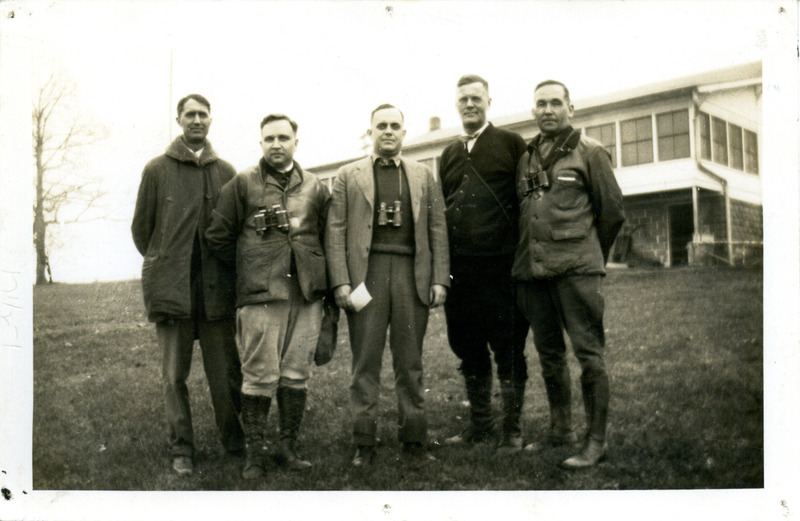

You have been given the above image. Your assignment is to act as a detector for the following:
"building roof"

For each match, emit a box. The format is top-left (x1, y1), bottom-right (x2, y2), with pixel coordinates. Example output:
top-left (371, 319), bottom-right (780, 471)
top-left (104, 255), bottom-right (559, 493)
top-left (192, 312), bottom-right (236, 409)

top-left (309, 61), bottom-right (761, 172)
top-left (406, 61), bottom-right (761, 147)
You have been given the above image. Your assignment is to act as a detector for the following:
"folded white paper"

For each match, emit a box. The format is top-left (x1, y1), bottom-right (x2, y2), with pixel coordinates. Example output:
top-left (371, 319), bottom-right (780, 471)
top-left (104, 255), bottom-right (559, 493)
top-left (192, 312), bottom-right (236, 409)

top-left (350, 282), bottom-right (372, 312)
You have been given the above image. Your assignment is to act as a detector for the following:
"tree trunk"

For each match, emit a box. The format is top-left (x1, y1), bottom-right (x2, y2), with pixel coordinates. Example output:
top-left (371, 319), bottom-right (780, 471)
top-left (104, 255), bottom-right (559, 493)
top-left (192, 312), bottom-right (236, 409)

top-left (34, 129), bottom-right (48, 286)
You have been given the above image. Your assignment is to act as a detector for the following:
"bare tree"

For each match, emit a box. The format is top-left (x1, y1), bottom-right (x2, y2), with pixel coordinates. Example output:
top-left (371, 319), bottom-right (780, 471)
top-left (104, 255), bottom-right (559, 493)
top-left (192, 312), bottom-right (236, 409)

top-left (32, 72), bottom-right (105, 285)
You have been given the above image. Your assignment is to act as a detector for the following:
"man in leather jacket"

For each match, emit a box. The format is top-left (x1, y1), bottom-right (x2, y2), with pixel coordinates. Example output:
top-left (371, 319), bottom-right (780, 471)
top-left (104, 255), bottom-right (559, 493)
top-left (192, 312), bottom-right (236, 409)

top-left (206, 114), bottom-right (330, 479)
top-left (513, 81), bottom-right (624, 469)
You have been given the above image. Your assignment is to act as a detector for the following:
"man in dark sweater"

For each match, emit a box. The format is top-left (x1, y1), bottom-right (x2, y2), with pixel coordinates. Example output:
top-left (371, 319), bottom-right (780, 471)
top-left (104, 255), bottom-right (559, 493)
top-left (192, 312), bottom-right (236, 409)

top-left (440, 75), bottom-right (530, 453)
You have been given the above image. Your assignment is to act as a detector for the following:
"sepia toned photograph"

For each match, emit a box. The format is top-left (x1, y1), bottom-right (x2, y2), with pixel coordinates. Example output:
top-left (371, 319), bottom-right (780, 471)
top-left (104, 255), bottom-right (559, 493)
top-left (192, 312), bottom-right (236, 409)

top-left (1, 1), bottom-right (797, 520)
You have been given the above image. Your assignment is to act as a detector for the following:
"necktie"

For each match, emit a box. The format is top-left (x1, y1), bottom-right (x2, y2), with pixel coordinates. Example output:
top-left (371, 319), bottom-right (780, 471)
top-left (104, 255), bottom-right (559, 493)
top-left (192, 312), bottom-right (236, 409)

top-left (378, 158), bottom-right (395, 167)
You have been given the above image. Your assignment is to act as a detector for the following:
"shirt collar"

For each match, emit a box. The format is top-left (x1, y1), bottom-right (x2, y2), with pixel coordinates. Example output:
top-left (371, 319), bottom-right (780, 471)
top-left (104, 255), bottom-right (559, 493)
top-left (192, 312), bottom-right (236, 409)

top-left (371, 153), bottom-right (402, 167)
top-left (461, 122), bottom-right (489, 140)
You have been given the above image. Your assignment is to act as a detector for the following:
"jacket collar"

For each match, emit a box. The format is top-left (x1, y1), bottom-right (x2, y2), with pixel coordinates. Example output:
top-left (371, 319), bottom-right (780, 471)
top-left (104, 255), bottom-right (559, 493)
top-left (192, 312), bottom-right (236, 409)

top-left (165, 136), bottom-right (219, 166)
top-left (528, 125), bottom-right (575, 152)
top-left (259, 156), bottom-right (304, 191)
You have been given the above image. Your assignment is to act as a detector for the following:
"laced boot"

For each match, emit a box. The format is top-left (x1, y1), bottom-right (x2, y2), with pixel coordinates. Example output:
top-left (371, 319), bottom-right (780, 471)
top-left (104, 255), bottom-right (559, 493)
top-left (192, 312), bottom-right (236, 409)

top-left (497, 379), bottom-right (525, 454)
top-left (275, 387), bottom-right (312, 471)
top-left (241, 393), bottom-right (270, 479)
top-left (445, 374), bottom-right (496, 445)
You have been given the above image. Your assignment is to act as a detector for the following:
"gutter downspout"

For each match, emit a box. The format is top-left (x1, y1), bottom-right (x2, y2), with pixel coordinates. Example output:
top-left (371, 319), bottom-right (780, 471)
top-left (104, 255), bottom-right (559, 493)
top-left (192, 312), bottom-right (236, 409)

top-left (696, 161), bottom-right (734, 265)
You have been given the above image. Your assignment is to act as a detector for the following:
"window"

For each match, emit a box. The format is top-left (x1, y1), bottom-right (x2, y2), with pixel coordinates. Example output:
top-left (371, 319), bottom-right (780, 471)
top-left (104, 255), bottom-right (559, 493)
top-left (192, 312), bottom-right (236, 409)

top-left (712, 117), bottom-right (728, 165)
top-left (585, 123), bottom-right (617, 167)
top-left (621, 116), bottom-right (653, 166)
top-left (656, 110), bottom-right (690, 161)
top-left (698, 112), bottom-right (711, 160)
top-left (729, 124), bottom-right (744, 170)
top-left (744, 130), bottom-right (758, 174)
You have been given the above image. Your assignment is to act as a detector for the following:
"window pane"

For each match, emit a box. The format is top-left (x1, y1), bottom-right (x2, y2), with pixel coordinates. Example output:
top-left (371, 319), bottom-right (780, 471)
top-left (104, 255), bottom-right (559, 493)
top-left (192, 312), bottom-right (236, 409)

top-left (622, 143), bottom-right (637, 166)
top-left (657, 113), bottom-right (673, 135)
top-left (586, 127), bottom-right (601, 141)
top-left (620, 116), bottom-right (654, 166)
top-left (637, 117), bottom-right (652, 139)
top-left (602, 124), bottom-right (616, 144)
top-left (657, 110), bottom-right (690, 161)
top-left (675, 134), bottom-right (690, 159)
top-left (674, 110), bottom-right (689, 132)
top-left (638, 140), bottom-right (653, 163)
top-left (659, 136), bottom-right (675, 161)
top-left (621, 120), bottom-right (636, 142)
top-left (712, 117), bottom-right (728, 165)
top-left (698, 112), bottom-right (711, 160)
top-left (744, 130), bottom-right (758, 174)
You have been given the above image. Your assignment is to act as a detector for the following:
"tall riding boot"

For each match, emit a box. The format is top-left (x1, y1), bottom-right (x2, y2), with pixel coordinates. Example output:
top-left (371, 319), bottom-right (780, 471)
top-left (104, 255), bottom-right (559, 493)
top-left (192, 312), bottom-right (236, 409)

top-left (497, 379), bottom-right (525, 453)
top-left (241, 393), bottom-right (270, 479)
top-left (561, 376), bottom-right (609, 469)
top-left (275, 387), bottom-right (312, 471)
top-left (545, 368), bottom-right (576, 443)
top-left (445, 374), bottom-right (495, 444)
top-left (524, 370), bottom-right (576, 453)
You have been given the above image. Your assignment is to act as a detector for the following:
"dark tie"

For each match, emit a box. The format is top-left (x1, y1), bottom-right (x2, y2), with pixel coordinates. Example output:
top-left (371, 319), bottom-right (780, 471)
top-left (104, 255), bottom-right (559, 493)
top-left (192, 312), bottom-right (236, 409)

top-left (378, 159), bottom-right (394, 167)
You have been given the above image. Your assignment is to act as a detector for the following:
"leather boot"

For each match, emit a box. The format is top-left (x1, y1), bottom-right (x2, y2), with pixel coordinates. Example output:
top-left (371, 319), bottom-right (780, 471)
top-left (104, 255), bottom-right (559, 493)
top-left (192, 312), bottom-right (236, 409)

top-left (560, 377), bottom-right (609, 469)
top-left (445, 374), bottom-right (495, 445)
top-left (560, 437), bottom-right (607, 469)
top-left (497, 379), bottom-right (525, 453)
top-left (275, 387), bottom-right (312, 471)
top-left (241, 394), bottom-right (270, 479)
top-left (524, 371), bottom-right (577, 452)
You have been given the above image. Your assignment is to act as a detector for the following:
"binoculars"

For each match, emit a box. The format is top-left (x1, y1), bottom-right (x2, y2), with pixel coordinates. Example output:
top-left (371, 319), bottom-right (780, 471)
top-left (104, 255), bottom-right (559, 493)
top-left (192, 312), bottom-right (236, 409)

top-left (520, 169), bottom-right (550, 196)
top-left (254, 204), bottom-right (289, 235)
top-left (377, 201), bottom-right (402, 227)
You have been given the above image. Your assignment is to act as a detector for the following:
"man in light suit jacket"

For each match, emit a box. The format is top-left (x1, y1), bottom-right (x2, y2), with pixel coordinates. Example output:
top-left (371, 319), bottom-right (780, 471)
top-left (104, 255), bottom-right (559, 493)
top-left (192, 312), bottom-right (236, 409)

top-left (325, 104), bottom-right (449, 467)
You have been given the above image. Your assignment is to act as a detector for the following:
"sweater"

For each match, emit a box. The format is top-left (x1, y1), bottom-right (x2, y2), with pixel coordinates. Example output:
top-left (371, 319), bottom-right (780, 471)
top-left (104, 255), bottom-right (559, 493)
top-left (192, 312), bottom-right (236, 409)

top-left (439, 123), bottom-right (527, 256)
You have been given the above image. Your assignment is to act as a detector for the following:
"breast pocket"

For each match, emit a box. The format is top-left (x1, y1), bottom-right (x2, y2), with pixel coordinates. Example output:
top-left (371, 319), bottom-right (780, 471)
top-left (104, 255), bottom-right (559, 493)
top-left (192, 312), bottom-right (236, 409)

top-left (550, 170), bottom-right (586, 211)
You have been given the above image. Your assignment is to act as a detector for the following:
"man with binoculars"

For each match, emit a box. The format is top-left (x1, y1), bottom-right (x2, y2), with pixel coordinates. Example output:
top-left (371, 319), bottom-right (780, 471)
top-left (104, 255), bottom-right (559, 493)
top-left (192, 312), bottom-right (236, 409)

top-left (325, 104), bottom-right (449, 467)
top-left (206, 114), bottom-right (330, 479)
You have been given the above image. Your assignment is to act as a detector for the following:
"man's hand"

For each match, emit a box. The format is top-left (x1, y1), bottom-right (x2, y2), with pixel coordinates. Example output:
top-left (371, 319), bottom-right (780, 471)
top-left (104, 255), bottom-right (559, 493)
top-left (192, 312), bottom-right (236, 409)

top-left (334, 284), bottom-right (354, 312)
top-left (429, 284), bottom-right (447, 308)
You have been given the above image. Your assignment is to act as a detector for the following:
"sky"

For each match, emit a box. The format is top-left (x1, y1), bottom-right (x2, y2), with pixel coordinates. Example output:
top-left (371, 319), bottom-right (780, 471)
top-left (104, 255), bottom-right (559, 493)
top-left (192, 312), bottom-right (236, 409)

top-left (9, 0), bottom-right (781, 283)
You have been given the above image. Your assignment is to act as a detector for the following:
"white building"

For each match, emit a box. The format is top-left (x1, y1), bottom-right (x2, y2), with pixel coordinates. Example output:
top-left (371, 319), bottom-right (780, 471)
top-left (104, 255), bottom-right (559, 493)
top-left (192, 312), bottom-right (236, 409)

top-left (309, 62), bottom-right (763, 267)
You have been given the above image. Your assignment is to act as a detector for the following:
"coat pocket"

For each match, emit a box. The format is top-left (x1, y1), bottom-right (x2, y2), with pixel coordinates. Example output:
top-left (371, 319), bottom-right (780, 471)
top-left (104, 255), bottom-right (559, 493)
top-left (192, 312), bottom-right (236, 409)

top-left (551, 224), bottom-right (588, 241)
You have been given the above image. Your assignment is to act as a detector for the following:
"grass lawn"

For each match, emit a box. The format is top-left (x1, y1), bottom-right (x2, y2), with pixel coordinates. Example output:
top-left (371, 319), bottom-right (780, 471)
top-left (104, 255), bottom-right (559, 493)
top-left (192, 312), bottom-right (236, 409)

top-left (32, 266), bottom-right (763, 490)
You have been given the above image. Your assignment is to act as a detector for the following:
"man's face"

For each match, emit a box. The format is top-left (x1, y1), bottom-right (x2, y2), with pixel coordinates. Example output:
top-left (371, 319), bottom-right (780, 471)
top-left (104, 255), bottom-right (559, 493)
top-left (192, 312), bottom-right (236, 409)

top-left (177, 99), bottom-right (212, 144)
top-left (260, 119), bottom-right (298, 170)
top-left (533, 84), bottom-right (574, 136)
top-left (368, 108), bottom-right (406, 158)
top-left (456, 82), bottom-right (491, 132)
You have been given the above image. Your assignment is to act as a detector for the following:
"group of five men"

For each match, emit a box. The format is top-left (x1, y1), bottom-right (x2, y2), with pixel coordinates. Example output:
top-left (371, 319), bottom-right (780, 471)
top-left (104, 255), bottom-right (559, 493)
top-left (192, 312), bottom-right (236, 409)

top-left (131, 74), bottom-right (625, 480)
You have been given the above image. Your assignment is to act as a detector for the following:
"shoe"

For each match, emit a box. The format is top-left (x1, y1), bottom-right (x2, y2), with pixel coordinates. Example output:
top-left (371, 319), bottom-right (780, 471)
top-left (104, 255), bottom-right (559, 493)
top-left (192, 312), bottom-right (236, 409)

top-left (444, 425), bottom-right (496, 445)
top-left (524, 429), bottom-right (578, 453)
top-left (401, 442), bottom-right (436, 463)
top-left (275, 439), bottom-right (312, 471)
top-left (351, 445), bottom-right (375, 467)
top-left (560, 438), bottom-right (607, 469)
top-left (172, 456), bottom-right (193, 476)
top-left (496, 433), bottom-right (524, 455)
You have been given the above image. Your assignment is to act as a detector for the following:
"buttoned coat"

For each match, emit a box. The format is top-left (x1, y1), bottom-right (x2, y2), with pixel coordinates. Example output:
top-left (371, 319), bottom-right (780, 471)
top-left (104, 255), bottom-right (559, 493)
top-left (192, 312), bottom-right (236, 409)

top-left (325, 156), bottom-right (450, 305)
top-left (131, 137), bottom-right (237, 322)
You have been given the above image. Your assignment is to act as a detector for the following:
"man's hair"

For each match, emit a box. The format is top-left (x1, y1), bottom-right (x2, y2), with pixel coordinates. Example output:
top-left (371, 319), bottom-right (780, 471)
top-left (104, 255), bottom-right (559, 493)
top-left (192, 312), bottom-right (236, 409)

top-left (456, 74), bottom-right (489, 91)
top-left (371, 103), bottom-right (404, 122)
top-left (176, 94), bottom-right (211, 117)
top-left (534, 80), bottom-right (570, 102)
top-left (260, 114), bottom-right (299, 134)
